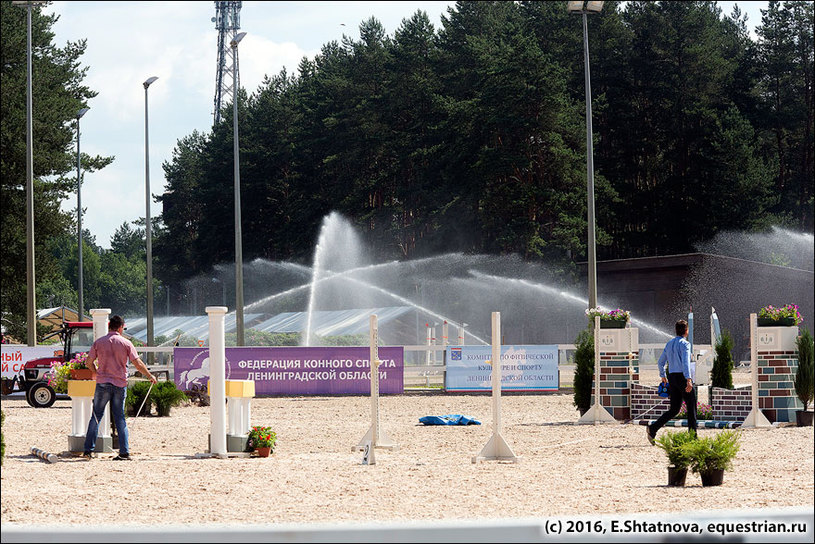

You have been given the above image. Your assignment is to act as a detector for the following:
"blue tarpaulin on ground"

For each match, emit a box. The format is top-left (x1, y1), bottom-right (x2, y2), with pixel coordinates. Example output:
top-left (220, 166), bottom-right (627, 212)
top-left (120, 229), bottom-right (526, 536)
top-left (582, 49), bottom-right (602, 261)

top-left (419, 414), bottom-right (481, 425)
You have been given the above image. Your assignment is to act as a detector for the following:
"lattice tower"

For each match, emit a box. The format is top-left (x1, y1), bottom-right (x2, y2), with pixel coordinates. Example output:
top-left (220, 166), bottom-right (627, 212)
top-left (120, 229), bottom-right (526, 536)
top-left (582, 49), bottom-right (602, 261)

top-left (212, 1), bottom-right (242, 125)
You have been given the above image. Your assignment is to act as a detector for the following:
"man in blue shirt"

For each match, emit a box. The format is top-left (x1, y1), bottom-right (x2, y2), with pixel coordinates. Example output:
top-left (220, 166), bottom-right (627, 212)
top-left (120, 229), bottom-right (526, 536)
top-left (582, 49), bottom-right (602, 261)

top-left (647, 319), bottom-right (697, 444)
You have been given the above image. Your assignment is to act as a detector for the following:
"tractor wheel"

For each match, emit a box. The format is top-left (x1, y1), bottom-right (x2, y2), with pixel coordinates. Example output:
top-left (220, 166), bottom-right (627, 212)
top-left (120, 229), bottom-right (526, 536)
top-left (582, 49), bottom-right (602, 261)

top-left (28, 382), bottom-right (56, 408)
top-left (24, 385), bottom-right (34, 407)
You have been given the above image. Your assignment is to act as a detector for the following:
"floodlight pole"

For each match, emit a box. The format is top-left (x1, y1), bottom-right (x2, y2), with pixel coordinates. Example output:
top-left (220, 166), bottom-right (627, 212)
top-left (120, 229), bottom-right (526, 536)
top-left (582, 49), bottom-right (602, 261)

top-left (568, 0), bottom-right (603, 310)
top-left (12, 0), bottom-right (47, 345)
top-left (76, 107), bottom-right (89, 321)
top-left (144, 76), bottom-right (158, 364)
top-left (231, 32), bottom-right (246, 346)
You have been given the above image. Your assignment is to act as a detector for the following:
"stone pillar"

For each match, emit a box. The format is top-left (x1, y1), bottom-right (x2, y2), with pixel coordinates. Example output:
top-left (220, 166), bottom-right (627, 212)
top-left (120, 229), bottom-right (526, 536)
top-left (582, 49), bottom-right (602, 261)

top-left (591, 327), bottom-right (639, 420)
top-left (756, 325), bottom-right (801, 423)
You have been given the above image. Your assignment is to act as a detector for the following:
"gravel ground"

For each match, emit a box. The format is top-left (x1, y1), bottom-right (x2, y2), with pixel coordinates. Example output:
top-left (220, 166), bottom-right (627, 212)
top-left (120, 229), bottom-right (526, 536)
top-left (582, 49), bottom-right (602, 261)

top-left (1, 379), bottom-right (812, 527)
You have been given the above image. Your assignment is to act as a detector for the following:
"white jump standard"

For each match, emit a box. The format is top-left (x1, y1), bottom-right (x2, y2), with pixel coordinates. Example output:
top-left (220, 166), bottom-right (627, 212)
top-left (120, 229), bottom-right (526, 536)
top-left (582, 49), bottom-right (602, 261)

top-left (472, 311), bottom-right (519, 463)
top-left (354, 314), bottom-right (398, 465)
top-left (67, 308), bottom-right (112, 453)
top-left (577, 315), bottom-right (620, 424)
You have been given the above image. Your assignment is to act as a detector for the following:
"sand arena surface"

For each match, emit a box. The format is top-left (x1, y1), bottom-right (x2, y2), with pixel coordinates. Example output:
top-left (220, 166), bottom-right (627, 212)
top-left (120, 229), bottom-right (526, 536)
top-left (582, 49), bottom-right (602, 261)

top-left (1, 387), bottom-right (813, 527)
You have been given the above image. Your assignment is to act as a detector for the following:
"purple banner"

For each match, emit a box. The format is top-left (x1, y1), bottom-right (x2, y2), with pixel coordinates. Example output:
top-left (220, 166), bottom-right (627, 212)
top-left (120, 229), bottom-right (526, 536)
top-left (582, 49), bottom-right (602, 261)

top-left (174, 346), bottom-right (404, 395)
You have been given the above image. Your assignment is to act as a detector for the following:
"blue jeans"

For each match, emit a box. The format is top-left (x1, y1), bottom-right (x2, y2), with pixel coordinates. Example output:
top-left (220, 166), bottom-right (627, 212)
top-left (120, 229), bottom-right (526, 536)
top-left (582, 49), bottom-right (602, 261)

top-left (84, 382), bottom-right (129, 455)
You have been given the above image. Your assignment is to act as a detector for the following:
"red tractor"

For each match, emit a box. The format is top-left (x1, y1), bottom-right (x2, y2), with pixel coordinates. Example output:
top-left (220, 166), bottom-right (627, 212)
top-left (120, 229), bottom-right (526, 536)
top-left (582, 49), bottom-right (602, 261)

top-left (5, 322), bottom-right (95, 408)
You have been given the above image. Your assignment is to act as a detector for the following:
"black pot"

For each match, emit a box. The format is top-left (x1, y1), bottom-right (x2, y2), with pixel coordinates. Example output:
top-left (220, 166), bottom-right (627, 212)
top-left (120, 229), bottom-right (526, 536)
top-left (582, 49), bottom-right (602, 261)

top-left (796, 410), bottom-right (814, 427)
top-left (667, 466), bottom-right (687, 487)
top-left (600, 319), bottom-right (627, 329)
top-left (700, 468), bottom-right (725, 486)
top-left (757, 317), bottom-right (795, 327)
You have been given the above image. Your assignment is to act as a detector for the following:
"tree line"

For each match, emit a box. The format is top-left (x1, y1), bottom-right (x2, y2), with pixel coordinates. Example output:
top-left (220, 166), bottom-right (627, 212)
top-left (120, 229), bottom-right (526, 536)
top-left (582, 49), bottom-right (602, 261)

top-left (1, 1), bottom-right (813, 340)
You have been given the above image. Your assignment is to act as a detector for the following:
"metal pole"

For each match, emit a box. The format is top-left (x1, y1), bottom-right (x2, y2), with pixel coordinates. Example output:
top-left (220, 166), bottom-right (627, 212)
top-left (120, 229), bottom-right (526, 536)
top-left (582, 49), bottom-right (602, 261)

top-left (582, 11), bottom-right (598, 310)
top-left (232, 36), bottom-right (245, 346)
top-left (144, 80), bottom-right (155, 364)
top-left (76, 114), bottom-right (84, 321)
top-left (25, 2), bottom-right (36, 346)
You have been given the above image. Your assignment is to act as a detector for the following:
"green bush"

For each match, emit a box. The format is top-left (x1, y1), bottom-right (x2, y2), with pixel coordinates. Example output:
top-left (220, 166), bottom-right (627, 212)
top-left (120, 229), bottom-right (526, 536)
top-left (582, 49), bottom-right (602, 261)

top-left (655, 430), bottom-right (696, 469)
top-left (795, 328), bottom-right (814, 411)
top-left (711, 329), bottom-right (734, 389)
top-left (126, 380), bottom-right (154, 417)
top-left (682, 430), bottom-right (741, 474)
top-left (573, 328), bottom-right (594, 414)
top-left (152, 381), bottom-right (187, 417)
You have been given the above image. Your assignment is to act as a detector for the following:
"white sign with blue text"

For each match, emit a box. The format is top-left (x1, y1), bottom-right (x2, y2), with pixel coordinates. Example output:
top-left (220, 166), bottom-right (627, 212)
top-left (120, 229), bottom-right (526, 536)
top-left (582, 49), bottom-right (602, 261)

top-left (445, 345), bottom-right (559, 392)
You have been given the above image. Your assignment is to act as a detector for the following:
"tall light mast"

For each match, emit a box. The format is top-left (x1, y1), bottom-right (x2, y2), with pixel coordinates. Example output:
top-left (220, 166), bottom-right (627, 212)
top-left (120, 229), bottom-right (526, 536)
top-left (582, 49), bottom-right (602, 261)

top-left (212, 1), bottom-right (242, 125)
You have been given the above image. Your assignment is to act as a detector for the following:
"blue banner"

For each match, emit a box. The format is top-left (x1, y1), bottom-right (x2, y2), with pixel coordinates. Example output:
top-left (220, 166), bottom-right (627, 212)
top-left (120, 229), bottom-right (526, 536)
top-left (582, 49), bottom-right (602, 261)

top-left (445, 345), bottom-right (558, 392)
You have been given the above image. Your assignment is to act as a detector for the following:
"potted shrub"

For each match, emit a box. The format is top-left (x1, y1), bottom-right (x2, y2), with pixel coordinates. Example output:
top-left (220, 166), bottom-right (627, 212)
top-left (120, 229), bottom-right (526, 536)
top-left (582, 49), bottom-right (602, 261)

top-left (248, 425), bottom-right (277, 458)
top-left (586, 307), bottom-right (630, 329)
top-left (572, 328), bottom-right (594, 415)
top-left (655, 430), bottom-right (696, 486)
top-left (126, 380), bottom-right (154, 417)
top-left (151, 381), bottom-right (187, 417)
top-left (794, 329), bottom-right (814, 426)
top-left (757, 304), bottom-right (803, 327)
top-left (683, 429), bottom-right (741, 486)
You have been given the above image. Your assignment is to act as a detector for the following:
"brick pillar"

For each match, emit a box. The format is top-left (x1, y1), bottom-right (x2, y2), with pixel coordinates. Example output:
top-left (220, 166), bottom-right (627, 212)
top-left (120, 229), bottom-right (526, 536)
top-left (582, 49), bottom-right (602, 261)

top-left (756, 325), bottom-right (802, 423)
top-left (590, 327), bottom-right (639, 420)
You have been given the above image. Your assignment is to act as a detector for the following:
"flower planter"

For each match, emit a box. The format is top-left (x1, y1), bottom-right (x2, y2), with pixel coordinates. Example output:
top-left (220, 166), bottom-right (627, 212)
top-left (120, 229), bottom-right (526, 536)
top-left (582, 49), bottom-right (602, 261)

top-left (667, 466), bottom-right (687, 487)
top-left (796, 410), bottom-right (814, 427)
top-left (255, 446), bottom-right (271, 458)
top-left (757, 317), bottom-right (796, 327)
top-left (700, 469), bottom-right (725, 487)
top-left (70, 368), bottom-right (94, 380)
top-left (600, 320), bottom-right (627, 329)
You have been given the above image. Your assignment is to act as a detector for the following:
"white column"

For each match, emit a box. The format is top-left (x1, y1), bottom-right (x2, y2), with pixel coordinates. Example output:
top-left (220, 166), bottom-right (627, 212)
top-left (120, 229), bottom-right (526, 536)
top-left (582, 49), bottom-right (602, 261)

top-left (89, 308), bottom-right (111, 437)
top-left (207, 306), bottom-right (228, 457)
top-left (89, 308), bottom-right (110, 340)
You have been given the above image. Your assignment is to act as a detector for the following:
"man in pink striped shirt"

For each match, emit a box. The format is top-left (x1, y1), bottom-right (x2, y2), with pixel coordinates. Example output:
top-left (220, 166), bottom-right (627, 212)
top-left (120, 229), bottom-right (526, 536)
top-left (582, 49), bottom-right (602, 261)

top-left (83, 315), bottom-right (157, 460)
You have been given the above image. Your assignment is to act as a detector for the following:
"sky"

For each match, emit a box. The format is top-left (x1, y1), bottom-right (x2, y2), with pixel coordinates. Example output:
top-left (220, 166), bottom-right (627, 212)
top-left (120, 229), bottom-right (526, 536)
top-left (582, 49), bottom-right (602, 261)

top-left (43, 1), bottom-right (768, 249)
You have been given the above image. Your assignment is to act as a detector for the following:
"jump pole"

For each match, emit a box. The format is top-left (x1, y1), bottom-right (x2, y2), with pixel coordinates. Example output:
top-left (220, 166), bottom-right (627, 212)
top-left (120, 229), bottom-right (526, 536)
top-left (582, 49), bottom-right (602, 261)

top-left (472, 311), bottom-right (519, 463)
top-left (742, 313), bottom-right (772, 428)
top-left (30, 447), bottom-right (58, 463)
top-left (577, 316), bottom-right (617, 424)
top-left (354, 314), bottom-right (398, 464)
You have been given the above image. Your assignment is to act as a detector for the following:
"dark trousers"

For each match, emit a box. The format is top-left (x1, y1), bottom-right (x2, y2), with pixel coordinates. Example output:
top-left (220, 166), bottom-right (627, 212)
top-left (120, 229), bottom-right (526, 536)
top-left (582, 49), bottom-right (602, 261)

top-left (649, 372), bottom-right (697, 435)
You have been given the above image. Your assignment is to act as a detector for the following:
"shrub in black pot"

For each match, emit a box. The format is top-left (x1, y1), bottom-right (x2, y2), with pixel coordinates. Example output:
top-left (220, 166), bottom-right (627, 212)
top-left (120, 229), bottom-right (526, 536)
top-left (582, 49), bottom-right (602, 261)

top-left (655, 430), bottom-right (695, 486)
top-left (152, 381), bottom-right (187, 417)
top-left (126, 380), bottom-right (153, 417)
top-left (794, 328), bottom-right (814, 426)
top-left (683, 430), bottom-right (741, 487)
